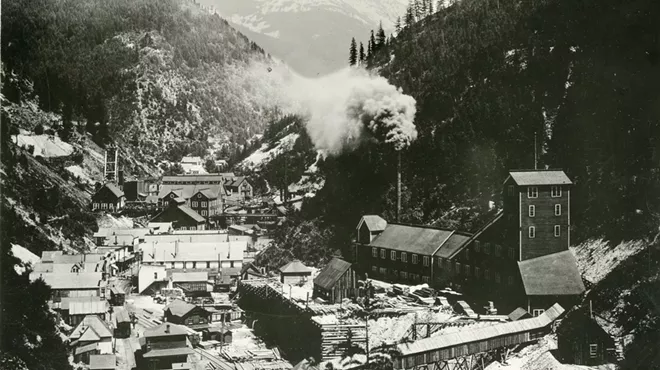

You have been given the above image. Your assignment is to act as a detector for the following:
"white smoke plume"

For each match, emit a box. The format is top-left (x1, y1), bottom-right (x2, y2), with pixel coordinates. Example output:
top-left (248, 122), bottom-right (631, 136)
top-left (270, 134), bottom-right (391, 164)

top-left (239, 63), bottom-right (418, 156)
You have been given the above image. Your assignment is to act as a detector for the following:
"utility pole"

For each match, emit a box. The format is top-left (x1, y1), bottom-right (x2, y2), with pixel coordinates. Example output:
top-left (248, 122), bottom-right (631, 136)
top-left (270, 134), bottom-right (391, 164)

top-left (534, 132), bottom-right (538, 170)
top-left (396, 151), bottom-right (402, 222)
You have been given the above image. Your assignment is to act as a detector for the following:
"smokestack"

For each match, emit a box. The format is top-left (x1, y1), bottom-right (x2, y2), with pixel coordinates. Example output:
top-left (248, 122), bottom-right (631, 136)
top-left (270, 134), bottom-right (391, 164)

top-left (396, 151), bottom-right (402, 222)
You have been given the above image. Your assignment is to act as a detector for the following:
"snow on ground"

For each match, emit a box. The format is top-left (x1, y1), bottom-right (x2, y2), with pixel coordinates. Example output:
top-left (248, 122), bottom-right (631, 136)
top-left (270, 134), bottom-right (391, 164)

top-left (65, 165), bottom-right (94, 184)
top-left (11, 243), bottom-right (40, 274)
top-left (368, 310), bottom-right (454, 348)
top-left (97, 214), bottom-right (135, 229)
top-left (572, 238), bottom-right (647, 285)
top-left (282, 268), bottom-right (319, 301)
top-left (239, 133), bottom-right (299, 171)
top-left (12, 134), bottom-right (74, 157)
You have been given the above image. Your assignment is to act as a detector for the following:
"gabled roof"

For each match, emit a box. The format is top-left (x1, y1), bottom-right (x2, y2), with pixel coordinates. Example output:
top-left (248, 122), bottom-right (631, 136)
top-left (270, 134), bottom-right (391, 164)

top-left (141, 241), bottom-right (246, 263)
top-left (89, 354), bottom-right (117, 369)
top-left (195, 188), bottom-right (219, 199)
top-left (435, 231), bottom-right (473, 259)
top-left (171, 272), bottom-right (208, 283)
top-left (507, 170), bottom-right (573, 186)
top-left (518, 250), bottom-right (586, 296)
top-left (114, 307), bottom-right (131, 324)
top-left (370, 224), bottom-right (454, 255)
top-left (150, 205), bottom-right (205, 224)
top-left (144, 323), bottom-right (189, 338)
top-left (165, 299), bottom-right (201, 317)
top-left (74, 342), bottom-right (99, 355)
top-left (224, 176), bottom-right (248, 187)
top-left (314, 258), bottom-right (352, 290)
top-left (279, 260), bottom-right (312, 274)
top-left (78, 326), bottom-right (102, 342)
top-left (444, 211), bottom-right (504, 259)
top-left (95, 183), bottom-right (124, 198)
top-left (359, 215), bottom-right (387, 232)
top-left (69, 315), bottom-right (113, 340)
top-left (29, 272), bottom-right (103, 290)
top-left (158, 184), bottom-right (223, 201)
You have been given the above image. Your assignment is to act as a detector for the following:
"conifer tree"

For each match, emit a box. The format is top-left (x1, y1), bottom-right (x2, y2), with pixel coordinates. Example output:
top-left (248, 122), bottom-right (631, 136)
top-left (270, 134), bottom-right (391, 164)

top-left (349, 37), bottom-right (358, 66)
top-left (413, 0), bottom-right (421, 20)
top-left (376, 22), bottom-right (386, 49)
top-left (367, 38), bottom-right (373, 59)
top-left (359, 42), bottom-right (365, 64)
top-left (370, 30), bottom-right (376, 54)
top-left (395, 16), bottom-right (402, 34)
top-left (405, 4), bottom-right (415, 27)
top-left (421, 0), bottom-right (427, 17)
top-left (428, 0), bottom-right (434, 15)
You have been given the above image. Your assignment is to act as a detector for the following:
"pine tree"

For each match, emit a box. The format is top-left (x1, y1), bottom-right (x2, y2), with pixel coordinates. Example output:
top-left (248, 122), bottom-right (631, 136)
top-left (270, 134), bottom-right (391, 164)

top-left (405, 4), bottom-right (415, 27)
top-left (413, 0), bottom-right (421, 20)
top-left (376, 22), bottom-right (386, 49)
top-left (421, 0), bottom-right (427, 17)
top-left (395, 16), bottom-right (402, 34)
top-left (367, 38), bottom-right (373, 59)
top-left (428, 0), bottom-right (434, 15)
top-left (370, 30), bottom-right (376, 54)
top-left (359, 42), bottom-right (365, 64)
top-left (349, 37), bottom-right (358, 66)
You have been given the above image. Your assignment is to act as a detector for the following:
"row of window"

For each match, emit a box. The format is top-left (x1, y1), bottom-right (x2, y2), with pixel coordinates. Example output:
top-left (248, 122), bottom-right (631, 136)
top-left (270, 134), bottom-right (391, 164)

top-left (528, 225), bottom-right (562, 238)
top-left (192, 200), bottom-right (220, 208)
top-left (373, 248), bottom-right (431, 266)
top-left (472, 241), bottom-right (516, 259)
top-left (92, 202), bottom-right (119, 210)
top-left (153, 261), bottom-right (236, 268)
top-left (371, 265), bottom-right (515, 285)
top-left (528, 204), bottom-right (562, 217)
top-left (508, 185), bottom-right (563, 198)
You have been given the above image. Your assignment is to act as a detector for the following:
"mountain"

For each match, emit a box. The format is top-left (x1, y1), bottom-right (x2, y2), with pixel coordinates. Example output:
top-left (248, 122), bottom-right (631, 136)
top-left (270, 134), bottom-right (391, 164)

top-left (196, 0), bottom-right (408, 77)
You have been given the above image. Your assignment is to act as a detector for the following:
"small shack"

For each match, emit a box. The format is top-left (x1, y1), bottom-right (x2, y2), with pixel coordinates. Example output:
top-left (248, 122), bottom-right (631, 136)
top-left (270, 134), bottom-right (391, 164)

top-left (279, 260), bottom-right (312, 285)
top-left (89, 354), bottom-right (117, 370)
top-left (205, 327), bottom-right (233, 344)
top-left (508, 307), bottom-right (531, 321)
top-left (171, 272), bottom-right (209, 296)
top-left (313, 258), bottom-right (355, 303)
top-left (164, 299), bottom-right (211, 330)
top-left (557, 309), bottom-right (616, 366)
top-left (113, 306), bottom-right (131, 338)
top-left (109, 285), bottom-right (125, 306)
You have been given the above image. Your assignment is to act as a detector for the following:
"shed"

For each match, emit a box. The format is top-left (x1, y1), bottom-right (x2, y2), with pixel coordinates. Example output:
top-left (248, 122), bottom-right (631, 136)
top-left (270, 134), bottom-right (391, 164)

top-left (89, 354), bottom-right (117, 370)
top-left (557, 309), bottom-right (616, 366)
top-left (279, 260), bottom-right (312, 285)
top-left (313, 258), bottom-right (355, 303)
top-left (508, 307), bottom-right (531, 321)
top-left (206, 326), bottom-right (233, 344)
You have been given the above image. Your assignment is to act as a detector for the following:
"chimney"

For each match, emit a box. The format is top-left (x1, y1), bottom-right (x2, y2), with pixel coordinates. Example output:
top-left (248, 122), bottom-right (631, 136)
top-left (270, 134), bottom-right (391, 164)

top-left (396, 151), bottom-right (402, 222)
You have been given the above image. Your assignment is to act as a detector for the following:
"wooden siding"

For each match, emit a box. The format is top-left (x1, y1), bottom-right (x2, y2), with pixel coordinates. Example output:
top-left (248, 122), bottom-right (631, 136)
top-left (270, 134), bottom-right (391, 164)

top-left (358, 244), bottom-right (433, 284)
top-left (314, 268), bottom-right (356, 303)
top-left (518, 185), bottom-right (570, 260)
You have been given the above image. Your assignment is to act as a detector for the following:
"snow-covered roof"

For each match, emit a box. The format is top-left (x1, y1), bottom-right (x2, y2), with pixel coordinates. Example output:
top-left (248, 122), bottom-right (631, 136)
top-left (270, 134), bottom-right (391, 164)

top-left (518, 250), bottom-right (586, 296)
top-left (507, 170), bottom-right (572, 186)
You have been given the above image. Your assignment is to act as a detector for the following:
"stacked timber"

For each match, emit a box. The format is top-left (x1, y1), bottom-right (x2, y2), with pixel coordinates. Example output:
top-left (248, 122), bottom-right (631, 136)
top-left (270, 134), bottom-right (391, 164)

top-left (319, 323), bottom-right (367, 361)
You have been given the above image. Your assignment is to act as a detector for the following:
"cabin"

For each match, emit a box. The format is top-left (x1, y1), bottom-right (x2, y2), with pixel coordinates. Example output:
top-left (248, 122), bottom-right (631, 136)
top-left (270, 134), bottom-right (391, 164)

top-left (171, 272), bottom-right (209, 296)
top-left (89, 354), bottom-right (117, 370)
top-left (139, 323), bottom-right (195, 370)
top-left (92, 183), bottom-right (125, 212)
top-left (164, 299), bottom-right (211, 330)
top-left (113, 306), bottom-right (132, 338)
top-left (557, 309), bottom-right (616, 366)
top-left (313, 258), bottom-right (356, 303)
top-left (279, 260), bottom-right (312, 285)
top-left (150, 203), bottom-right (206, 231)
top-left (69, 315), bottom-right (114, 360)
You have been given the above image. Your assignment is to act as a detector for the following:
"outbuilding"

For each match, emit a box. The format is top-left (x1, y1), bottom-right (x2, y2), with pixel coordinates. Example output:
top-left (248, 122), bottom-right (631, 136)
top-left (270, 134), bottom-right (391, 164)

top-left (557, 309), bottom-right (616, 366)
top-left (92, 183), bottom-right (125, 212)
top-left (279, 260), bottom-right (312, 285)
top-left (313, 258), bottom-right (355, 303)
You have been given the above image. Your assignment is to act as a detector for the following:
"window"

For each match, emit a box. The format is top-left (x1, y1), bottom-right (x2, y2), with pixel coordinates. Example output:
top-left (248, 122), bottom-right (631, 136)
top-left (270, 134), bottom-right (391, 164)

top-left (554, 225), bottom-right (561, 237)
top-left (485, 269), bottom-right (490, 279)
top-left (455, 262), bottom-right (461, 274)
top-left (201, 210), bottom-right (208, 216)
top-left (495, 245), bottom-right (502, 257)
top-left (379, 267), bottom-right (386, 275)
top-left (529, 226), bottom-right (536, 238)
top-left (372, 266), bottom-right (377, 272)
top-left (401, 271), bottom-right (408, 279)
top-left (446, 260), bottom-right (452, 273)
top-left (465, 249), bottom-right (470, 260)
top-left (589, 344), bottom-right (598, 358)
top-left (192, 262), bottom-right (197, 268)
top-left (192, 201), bottom-right (198, 207)
top-left (380, 249), bottom-right (386, 259)
top-left (393, 270), bottom-right (398, 276)
top-left (474, 240), bottom-right (480, 252)
top-left (495, 272), bottom-right (501, 283)
top-left (551, 186), bottom-right (562, 197)
top-left (475, 267), bottom-right (481, 278)
top-left (401, 252), bottom-right (407, 263)
top-left (391, 251), bottom-right (396, 261)
top-left (507, 185), bottom-right (514, 196)
top-left (230, 261), bottom-right (235, 268)
top-left (412, 254), bottom-right (418, 264)
top-left (465, 265), bottom-right (471, 276)
top-left (422, 276), bottom-right (430, 283)
top-left (484, 242), bottom-right (490, 255)
top-left (202, 201), bottom-right (207, 207)
top-left (206, 262), bottom-right (210, 268)
top-left (508, 276), bottom-right (514, 286)
top-left (438, 258), bottom-right (443, 267)
top-left (423, 256), bottom-right (429, 266)
top-left (532, 309), bottom-right (545, 317)
top-left (508, 247), bottom-right (515, 259)
top-left (529, 205), bottom-right (536, 217)
top-left (154, 272), bottom-right (158, 279)
top-left (555, 204), bottom-right (562, 216)
top-left (528, 186), bottom-right (538, 198)
top-left (372, 248), bottom-right (378, 257)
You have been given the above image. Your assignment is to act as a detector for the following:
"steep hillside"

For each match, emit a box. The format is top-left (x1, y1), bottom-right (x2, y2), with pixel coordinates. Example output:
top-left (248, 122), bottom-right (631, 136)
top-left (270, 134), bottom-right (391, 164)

top-left (1, 0), bottom-right (282, 170)
top-left (197, 0), bottom-right (408, 76)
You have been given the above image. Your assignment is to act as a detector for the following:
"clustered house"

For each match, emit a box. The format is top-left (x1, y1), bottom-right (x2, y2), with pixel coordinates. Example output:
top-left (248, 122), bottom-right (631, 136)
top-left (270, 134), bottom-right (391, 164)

top-left (354, 169), bottom-right (585, 315)
top-left (69, 315), bottom-right (114, 363)
top-left (137, 323), bottom-right (195, 370)
top-left (92, 183), bottom-right (125, 212)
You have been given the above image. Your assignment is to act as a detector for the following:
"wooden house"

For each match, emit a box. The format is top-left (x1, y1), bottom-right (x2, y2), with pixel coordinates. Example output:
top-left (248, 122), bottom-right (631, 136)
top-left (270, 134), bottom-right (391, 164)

top-left (89, 354), bottom-right (117, 370)
top-left (189, 189), bottom-right (223, 219)
top-left (150, 203), bottom-right (206, 231)
top-left (279, 260), bottom-right (312, 285)
top-left (92, 183), bottom-right (125, 212)
top-left (164, 299), bottom-right (211, 330)
top-left (313, 258), bottom-right (356, 303)
top-left (139, 323), bottom-right (195, 370)
top-left (223, 176), bottom-right (253, 200)
top-left (557, 309), bottom-right (616, 366)
top-left (69, 315), bottom-right (114, 359)
top-left (113, 306), bottom-right (132, 338)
